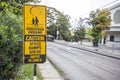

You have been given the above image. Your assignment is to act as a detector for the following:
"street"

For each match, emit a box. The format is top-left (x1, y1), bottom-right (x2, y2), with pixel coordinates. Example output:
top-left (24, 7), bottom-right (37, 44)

top-left (47, 42), bottom-right (120, 80)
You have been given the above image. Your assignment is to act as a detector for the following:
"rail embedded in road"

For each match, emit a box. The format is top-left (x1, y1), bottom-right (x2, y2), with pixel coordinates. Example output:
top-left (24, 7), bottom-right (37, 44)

top-left (54, 41), bottom-right (120, 60)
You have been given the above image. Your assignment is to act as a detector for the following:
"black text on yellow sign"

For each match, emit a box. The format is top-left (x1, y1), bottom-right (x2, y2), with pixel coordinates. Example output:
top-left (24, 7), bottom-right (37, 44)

top-left (24, 38), bottom-right (46, 63)
top-left (24, 35), bottom-right (46, 41)
top-left (24, 4), bottom-right (46, 35)
top-left (25, 42), bottom-right (46, 55)
top-left (23, 4), bottom-right (47, 63)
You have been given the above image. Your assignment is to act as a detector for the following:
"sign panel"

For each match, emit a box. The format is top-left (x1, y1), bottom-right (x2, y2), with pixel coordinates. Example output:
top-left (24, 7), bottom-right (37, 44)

top-left (23, 4), bottom-right (46, 63)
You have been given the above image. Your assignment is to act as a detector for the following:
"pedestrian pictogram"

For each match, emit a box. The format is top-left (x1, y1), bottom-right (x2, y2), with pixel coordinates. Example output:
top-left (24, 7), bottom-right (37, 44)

top-left (23, 4), bottom-right (47, 63)
top-left (32, 17), bottom-right (39, 26)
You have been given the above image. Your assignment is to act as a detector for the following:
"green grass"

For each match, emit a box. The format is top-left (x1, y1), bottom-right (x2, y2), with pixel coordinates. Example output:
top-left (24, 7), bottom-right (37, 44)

top-left (15, 64), bottom-right (43, 80)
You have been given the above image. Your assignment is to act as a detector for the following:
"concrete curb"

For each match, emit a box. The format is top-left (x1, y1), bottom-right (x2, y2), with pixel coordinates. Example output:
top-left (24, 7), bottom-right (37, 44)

top-left (47, 57), bottom-right (70, 80)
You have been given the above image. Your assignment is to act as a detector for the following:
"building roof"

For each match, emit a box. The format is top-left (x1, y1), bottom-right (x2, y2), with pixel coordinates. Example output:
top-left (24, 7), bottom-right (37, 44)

top-left (108, 1), bottom-right (120, 11)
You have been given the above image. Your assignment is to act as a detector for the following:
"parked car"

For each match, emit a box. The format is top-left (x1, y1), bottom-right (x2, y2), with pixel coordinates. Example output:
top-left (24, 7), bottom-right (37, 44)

top-left (47, 35), bottom-right (54, 42)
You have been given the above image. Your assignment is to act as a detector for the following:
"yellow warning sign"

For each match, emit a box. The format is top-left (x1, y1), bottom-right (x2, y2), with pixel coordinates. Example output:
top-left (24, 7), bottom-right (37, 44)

top-left (24, 4), bottom-right (46, 35)
top-left (23, 4), bottom-right (47, 63)
top-left (25, 42), bottom-right (46, 55)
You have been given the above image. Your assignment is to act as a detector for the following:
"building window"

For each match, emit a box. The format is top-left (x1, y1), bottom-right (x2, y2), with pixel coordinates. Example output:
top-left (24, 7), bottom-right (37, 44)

top-left (110, 35), bottom-right (114, 41)
top-left (113, 10), bottom-right (120, 24)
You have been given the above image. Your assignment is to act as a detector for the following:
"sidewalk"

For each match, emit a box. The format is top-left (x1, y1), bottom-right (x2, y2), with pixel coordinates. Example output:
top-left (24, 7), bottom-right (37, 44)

top-left (38, 59), bottom-right (64, 80)
top-left (54, 40), bottom-right (120, 59)
top-left (70, 41), bottom-right (120, 56)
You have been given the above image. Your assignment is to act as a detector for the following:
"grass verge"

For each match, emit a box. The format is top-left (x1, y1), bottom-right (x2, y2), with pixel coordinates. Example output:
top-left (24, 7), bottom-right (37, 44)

top-left (15, 64), bottom-right (43, 80)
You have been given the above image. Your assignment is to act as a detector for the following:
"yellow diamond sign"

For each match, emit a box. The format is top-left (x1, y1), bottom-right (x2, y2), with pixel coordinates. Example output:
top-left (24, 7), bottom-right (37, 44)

top-left (23, 4), bottom-right (47, 63)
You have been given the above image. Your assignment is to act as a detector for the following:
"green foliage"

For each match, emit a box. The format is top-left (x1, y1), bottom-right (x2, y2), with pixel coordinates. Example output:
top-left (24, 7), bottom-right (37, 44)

top-left (47, 7), bottom-right (72, 41)
top-left (88, 9), bottom-right (111, 47)
top-left (86, 28), bottom-right (93, 41)
top-left (74, 27), bottom-right (86, 42)
top-left (0, 26), bottom-right (22, 79)
top-left (47, 7), bottom-right (60, 26)
top-left (91, 27), bottom-right (100, 46)
top-left (47, 23), bottom-right (57, 38)
top-left (89, 9), bottom-right (111, 30)
top-left (0, 4), bottom-right (22, 79)
top-left (73, 18), bottom-right (86, 43)
top-left (0, 11), bottom-right (22, 35)
top-left (15, 64), bottom-right (43, 80)
top-left (15, 64), bottom-right (33, 79)
top-left (56, 13), bottom-right (71, 40)
top-left (0, 0), bottom-right (34, 15)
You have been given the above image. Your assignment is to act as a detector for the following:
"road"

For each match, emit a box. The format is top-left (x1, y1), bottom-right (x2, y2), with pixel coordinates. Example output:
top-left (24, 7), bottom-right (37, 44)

top-left (47, 42), bottom-right (120, 80)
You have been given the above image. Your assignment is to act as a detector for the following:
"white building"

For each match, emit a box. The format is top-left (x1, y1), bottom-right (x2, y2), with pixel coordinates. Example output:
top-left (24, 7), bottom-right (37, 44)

top-left (105, 2), bottom-right (120, 47)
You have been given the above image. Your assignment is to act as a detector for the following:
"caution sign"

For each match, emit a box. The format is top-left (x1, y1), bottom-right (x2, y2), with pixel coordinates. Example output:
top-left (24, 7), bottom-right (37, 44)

top-left (23, 4), bottom-right (47, 63)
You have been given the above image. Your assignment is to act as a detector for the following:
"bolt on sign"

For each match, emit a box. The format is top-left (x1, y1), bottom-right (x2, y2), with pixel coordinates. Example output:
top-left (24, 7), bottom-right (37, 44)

top-left (23, 4), bottom-right (47, 63)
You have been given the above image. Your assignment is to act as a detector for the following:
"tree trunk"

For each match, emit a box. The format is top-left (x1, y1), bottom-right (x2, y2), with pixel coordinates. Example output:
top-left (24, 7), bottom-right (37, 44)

top-left (93, 39), bottom-right (98, 47)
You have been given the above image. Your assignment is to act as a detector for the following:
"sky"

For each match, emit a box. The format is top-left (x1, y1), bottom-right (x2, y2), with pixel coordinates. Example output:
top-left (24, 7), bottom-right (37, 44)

top-left (39, 0), bottom-right (120, 27)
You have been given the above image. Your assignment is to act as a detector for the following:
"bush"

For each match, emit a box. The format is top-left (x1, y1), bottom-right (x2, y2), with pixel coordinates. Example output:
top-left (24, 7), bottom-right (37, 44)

top-left (0, 25), bottom-right (22, 79)
top-left (0, 10), bottom-right (22, 79)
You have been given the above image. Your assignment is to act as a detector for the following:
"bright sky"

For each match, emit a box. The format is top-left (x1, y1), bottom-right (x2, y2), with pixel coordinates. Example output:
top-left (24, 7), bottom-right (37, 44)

top-left (40, 0), bottom-right (119, 27)
top-left (40, 0), bottom-right (119, 19)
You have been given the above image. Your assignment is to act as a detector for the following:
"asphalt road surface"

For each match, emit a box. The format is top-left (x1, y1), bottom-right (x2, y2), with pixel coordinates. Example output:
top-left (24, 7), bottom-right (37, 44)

top-left (47, 42), bottom-right (120, 80)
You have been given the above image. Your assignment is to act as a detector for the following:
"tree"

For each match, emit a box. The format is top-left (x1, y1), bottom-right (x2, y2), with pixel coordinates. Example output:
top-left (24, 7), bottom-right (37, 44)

top-left (47, 7), bottom-right (60, 26)
top-left (47, 7), bottom-right (71, 41)
top-left (86, 27), bottom-right (93, 42)
top-left (47, 7), bottom-right (61, 39)
top-left (88, 9), bottom-right (111, 47)
top-left (47, 23), bottom-right (57, 38)
top-left (0, 0), bottom-right (34, 15)
top-left (73, 17), bottom-right (86, 44)
top-left (56, 13), bottom-right (71, 40)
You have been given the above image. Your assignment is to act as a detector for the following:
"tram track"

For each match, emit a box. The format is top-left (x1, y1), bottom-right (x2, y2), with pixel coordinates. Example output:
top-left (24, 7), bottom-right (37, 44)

top-left (54, 42), bottom-right (120, 60)
top-left (47, 42), bottom-right (120, 80)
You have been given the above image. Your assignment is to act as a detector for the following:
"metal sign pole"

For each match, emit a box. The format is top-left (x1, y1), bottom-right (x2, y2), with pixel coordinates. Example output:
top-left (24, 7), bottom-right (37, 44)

top-left (34, 64), bottom-right (37, 80)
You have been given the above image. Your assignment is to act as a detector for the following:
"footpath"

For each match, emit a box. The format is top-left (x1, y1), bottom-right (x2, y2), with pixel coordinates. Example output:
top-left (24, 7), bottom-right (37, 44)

top-left (38, 59), bottom-right (64, 80)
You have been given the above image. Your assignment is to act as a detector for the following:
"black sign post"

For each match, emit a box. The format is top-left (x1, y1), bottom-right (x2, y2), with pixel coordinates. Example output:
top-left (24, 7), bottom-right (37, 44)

top-left (34, 64), bottom-right (37, 80)
top-left (23, 3), bottom-right (46, 80)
